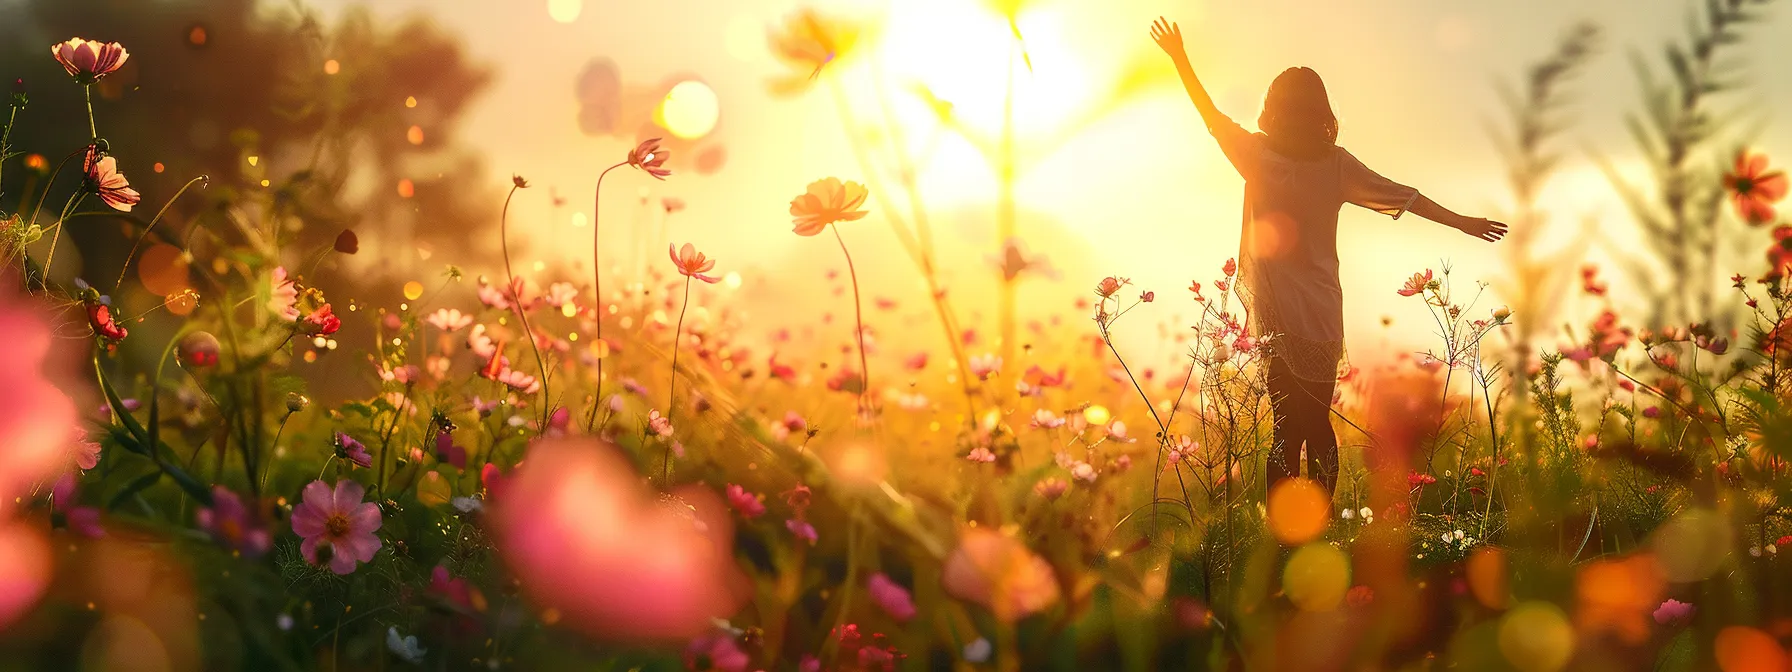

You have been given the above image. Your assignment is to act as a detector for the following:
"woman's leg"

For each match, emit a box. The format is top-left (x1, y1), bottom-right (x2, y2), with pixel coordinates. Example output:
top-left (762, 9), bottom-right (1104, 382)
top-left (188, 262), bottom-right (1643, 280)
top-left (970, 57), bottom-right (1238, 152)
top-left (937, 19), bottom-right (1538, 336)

top-left (1298, 375), bottom-right (1340, 494)
top-left (1265, 356), bottom-right (1306, 497)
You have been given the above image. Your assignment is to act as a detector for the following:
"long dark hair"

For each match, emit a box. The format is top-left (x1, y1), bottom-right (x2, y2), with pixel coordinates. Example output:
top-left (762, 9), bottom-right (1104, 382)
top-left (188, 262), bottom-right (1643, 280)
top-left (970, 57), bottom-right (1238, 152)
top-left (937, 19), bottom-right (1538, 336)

top-left (1258, 67), bottom-right (1338, 160)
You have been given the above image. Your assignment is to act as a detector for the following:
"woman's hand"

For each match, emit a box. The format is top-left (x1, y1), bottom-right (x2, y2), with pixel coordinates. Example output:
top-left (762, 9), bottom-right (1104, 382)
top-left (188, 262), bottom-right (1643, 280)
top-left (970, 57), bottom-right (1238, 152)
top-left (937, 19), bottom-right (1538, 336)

top-left (1150, 17), bottom-right (1185, 58)
top-left (1455, 217), bottom-right (1509, 242)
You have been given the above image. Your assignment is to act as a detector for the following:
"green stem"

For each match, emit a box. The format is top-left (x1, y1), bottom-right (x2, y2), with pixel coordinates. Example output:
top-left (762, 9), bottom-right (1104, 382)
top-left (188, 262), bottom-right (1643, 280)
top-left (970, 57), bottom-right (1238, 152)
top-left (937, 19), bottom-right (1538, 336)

top-left (585, 161), bottom-right (627, 434)
top-left (832, 224), bottom-right (870, 418)
top-left (84, 85), bottom-right (96, 140)
top-left (40, 192), bottom-right (84, 285)
top-left (663, 276), bottom-right (692, 484)
top-left (113, 176), bottom-right (208, 295)
top-left (498, 182), bottom-right (553, 430)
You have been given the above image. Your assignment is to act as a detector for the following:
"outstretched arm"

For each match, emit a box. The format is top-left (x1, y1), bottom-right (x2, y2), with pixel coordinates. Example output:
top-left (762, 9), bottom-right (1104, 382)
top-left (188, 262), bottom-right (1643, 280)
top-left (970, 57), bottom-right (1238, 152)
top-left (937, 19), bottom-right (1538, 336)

top-left (1408, 195), bottom-right (1508, 242)
top-left (1151, 18), bottom-right (1227, 131)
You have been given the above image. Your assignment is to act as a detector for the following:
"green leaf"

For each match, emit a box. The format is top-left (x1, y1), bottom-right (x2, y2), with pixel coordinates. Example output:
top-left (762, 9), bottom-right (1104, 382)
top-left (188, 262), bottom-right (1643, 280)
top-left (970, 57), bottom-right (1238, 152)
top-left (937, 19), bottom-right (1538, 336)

top-left (107, 471), bottom-right (164, 511)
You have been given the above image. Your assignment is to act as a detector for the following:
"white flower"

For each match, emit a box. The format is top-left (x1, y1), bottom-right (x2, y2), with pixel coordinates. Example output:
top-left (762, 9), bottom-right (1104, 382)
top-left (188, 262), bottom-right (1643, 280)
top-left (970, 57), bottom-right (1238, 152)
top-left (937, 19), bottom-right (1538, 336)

top-left (1453, 529), bottom-right (1465, 541)
top-left (1359, 507), bottom-right (1373, 519)
top-left (451, 496), bottom-right (483, 513)
top-left (276, 614), bottom-right (294, 631)
top-left (963, 637), bottom-right (993, 663)
top-left (1070, 461), bottom-right (1097, 483)
top-left (1341, 508), bottom-right (1354, 520)
top-left (387, 627), bottom-right (427, 664)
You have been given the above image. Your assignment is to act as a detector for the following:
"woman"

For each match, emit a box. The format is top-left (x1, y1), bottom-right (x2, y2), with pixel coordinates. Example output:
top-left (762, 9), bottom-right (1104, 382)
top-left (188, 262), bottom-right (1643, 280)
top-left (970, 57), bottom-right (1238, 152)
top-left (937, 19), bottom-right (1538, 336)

top-left (1150, 17), bottom-right (1507, 497)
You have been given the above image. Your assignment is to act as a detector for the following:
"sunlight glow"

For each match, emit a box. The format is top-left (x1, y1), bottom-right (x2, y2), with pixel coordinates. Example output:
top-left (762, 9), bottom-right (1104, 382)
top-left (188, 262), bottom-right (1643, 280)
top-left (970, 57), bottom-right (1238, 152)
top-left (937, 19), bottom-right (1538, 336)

top-left (658, 81), bottom-right (720, 140)
top-left (547, 0), bottom-right (581, 24)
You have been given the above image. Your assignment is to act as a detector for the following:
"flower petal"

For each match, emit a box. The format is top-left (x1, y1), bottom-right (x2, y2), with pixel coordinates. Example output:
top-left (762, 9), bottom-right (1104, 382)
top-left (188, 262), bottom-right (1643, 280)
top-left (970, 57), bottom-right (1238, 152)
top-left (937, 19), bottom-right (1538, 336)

top-left (332, 480), bottom-right (367, 512)
top-left (301, 480), bottom-right (335, 513)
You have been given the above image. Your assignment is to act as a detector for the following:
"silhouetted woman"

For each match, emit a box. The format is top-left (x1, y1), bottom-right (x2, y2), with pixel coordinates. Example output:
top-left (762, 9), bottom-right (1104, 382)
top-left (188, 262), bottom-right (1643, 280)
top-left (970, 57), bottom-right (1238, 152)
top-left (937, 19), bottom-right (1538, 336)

top-left (1150, 17), bottom-right (1507, 497)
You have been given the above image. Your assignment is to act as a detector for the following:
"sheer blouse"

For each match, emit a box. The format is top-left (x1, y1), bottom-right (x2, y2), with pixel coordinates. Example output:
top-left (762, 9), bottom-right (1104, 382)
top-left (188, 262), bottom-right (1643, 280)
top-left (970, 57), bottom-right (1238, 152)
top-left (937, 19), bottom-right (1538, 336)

top-left (1207, 114), bottom-right (1419, 382)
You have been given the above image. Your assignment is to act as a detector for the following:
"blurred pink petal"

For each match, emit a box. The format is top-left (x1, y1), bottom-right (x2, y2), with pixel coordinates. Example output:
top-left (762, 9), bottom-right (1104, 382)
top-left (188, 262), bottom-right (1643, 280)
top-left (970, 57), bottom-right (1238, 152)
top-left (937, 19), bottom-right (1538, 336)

top-left (0, 522), bottom-right (50, 630)
top-left (0, 296), bottom-right (78, 517)
top-left (491, 438), bottom-right (745, 641)
top-left (942, 528), bottom-right (1060, 621)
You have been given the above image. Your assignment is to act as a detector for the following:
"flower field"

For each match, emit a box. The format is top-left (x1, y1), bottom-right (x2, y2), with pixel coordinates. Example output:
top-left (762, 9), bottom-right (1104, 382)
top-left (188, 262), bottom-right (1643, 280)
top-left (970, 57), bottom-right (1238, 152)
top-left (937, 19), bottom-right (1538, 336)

top-left (4, 2), bottom-right (1792, 671)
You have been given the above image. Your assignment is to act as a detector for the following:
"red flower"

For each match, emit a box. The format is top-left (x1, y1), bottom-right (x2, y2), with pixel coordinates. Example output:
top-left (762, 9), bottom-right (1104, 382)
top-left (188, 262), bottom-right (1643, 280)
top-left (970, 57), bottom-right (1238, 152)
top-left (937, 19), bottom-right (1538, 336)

top-left (1222, 258), bottom-right (1237, 277)
top-left (1581, 264), bottom-right (1608, 296)
top-left (1094, 276), bottom-right (1129, 299)
top-left (51, 38), bottom-right (129, 84)
top-left (627, 138), bottom-right (671, 180)
top-left (1724, 151), bottom-right (1788, 225)
top-left (668, 243), bottom-right (720, 283)
top-left (299, 303), bottom-right (340, 336)
top-left (1407, 471), bottom-right (1436, 488)
top-left (86, 303), bottom-right (127, 341)
top-left (82, 146), bottom-right (140, 212)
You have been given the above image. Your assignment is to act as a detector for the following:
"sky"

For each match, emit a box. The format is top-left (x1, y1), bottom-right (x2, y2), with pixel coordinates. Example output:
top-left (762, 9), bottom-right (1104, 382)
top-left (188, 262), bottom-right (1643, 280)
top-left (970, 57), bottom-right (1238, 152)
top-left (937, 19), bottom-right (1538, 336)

top-left (299, 0), bottom-right (1792, 368)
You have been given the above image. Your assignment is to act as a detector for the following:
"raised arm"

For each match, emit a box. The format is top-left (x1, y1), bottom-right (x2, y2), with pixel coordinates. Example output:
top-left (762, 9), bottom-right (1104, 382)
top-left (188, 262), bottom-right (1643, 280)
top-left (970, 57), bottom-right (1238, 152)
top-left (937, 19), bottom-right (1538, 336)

top-left (1408, 196), bottom-right (1508, 242)
top-left (1150, 18), bottom-right (1227, 130)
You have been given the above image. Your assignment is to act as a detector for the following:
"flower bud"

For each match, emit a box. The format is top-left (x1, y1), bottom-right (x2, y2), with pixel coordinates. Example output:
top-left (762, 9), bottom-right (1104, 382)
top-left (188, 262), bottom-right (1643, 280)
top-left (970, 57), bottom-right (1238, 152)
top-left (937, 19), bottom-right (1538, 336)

top-left (177, 331), bottom-right (221, 367)
top-left (286, 393), bottom-right (310, 413)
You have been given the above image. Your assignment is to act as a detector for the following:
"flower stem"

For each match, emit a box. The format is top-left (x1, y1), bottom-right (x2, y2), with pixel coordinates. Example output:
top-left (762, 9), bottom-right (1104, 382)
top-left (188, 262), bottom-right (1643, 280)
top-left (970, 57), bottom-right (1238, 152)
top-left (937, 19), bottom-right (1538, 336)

top-left (113, 176), bottom-right (209, 295)
top-left (663, 276), bottom-right (693, 484)
top-left (40, 192), bottom-right (84, 285)
top-left (586, 161), bottom-right (627, 434)
top-left (832, 224), bottom-right (870, 418)
top-left (84, 85), bottom-right (96, 140)
top-left (499, 182), bottom-right (553, 430)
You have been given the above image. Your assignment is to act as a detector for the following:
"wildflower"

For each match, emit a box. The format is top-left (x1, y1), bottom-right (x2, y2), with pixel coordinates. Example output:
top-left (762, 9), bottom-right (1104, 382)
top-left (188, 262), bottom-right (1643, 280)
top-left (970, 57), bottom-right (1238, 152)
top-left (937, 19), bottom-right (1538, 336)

top-left (1341, 508), bottom-right (1355, 520)
top-left (82, 146), bottom-right (140, 212)
top-left (1034, 478), bottom-right (1067, 501)
top-left (70, 431), bottom-right (101, 471)
top-left (430, 565), bottom-right (473, 610)
top-left (627, 137), bottom-right (671, 180)
top-left (1397, 269), bottom-right (1434, 297)
top-left (786, 518), bottom-right (818, 545)
top-left (435, 432), bottom-right (467, 469)
top-left (196, 486), bottom-right (271, 557)
top-left (426, 308), bottom-right (473, 332)
top-left (298, 303), bottom-right (340, 336)
top-left (545, 282), bottom-right (579, 308)
top-left (1493, 306), bottom-right (1511, 321)
top-left (685, 630), bottom-right (750, 672)
top-left (770, 411), bottom-right (808, 442)
top-left (386, 627), bottom-right (426, 664)
top-left (785, 484), bottom-right (813, 512)
top-left (1031, 409), bottom-right (1065, 429)
top-left (51, 38), bottom-right (129, 84)
top-left (335, 433), bottom-right (372, 469)
top-left (867, 573), bottom-right (917, 622)
top-left (1188, 281), bottom-right (1204, 301)
top-left (177, 331), bottom-right (221, 368)
top-left (648, 410), bottom-right (675, 437)
top-left (963, 638), bottom-right (993, 663)
top-left (942, 528), bottom-right (1060, 621)
top-left (966, 447), bottom-right (996, 463)
top-left (268, 267), bottom-right (300, 321)
top-left (968, 354), bottom-right (1002, 380)
top-left (904, 352), bottom-right (928, 370)
top-left (1581, 264), bottom-right (1608, 296)
top-left (1139, 290), bottom-right (1155, 302)
top-left (1094, 276), bottom-right (1129, 299)
top-left (668, 243), bottom-right (720, 283)
top-left (1724, 151), bottom-right (1787, 225)
top-left (1653, 599), bottom-right (1695, 626)
top-left (1346, 585), bottom-right (1374, 608)
top-left (1069, 461), bottom-right (1097, 483)
top-left (1105, 421), bottom-right (1135, 443)
top-left (725, 484), bottom-right (765, 519)
top-left (789, 177), bottom-right (869, 236)
top-left (86, 302), bottom-right (127, 341)
top-left (1407, 471), bottom-right (1437, 488)
top-left (768, 8), bottom-right (862, 91)
top-left (1360, 507), bottom-right (1373, 522)
top-left (290, 479), bottom-right (383, 574)
top-left (495, 367), bottom-right (541, 394)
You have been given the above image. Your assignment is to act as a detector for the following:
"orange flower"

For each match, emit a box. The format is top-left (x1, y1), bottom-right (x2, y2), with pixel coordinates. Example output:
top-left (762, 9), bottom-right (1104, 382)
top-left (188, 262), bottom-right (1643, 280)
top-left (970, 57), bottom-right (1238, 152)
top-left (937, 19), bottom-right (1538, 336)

top-left (1396, 269), bottom-right (1434, 297)
top-left (82, 146), bottom-right (139, 212)
top-left (51, 38), bottom-right (129, 84)
top-left (668, 243), bottom-right (719, 284)
top-left (1725, 151), bottom-right (1788, 225)
top-left (789, 177), bottom-right (868, 236)
top-left (628, 138), bottom-right (671, 180)
top-left (767, 9), bottom-right (862, 94)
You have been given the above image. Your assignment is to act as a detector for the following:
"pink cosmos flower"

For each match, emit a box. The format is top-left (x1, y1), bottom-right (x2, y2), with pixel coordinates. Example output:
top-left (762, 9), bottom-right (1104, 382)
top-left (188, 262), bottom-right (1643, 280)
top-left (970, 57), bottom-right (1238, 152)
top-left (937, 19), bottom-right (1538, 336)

top-left (82, 146), bottom-right (140, 212)
top-left (1397, 269), bottom-right (1434, 297)
top-left (669, 243), bottom-right (721, 283)
top-left (335, 433), bottom-right (372, 469)
top-left (71, 430), bottom-right (101, 471)
top-left (966, 447), bottom-right (996, 463)
top-left (496, 367), bottom-right (541, 395)
top-left (1725, 151), bottom-right (1788, 225)
top-left (430, 565), bottom-right (473, 610)
top-left (1222, 258), bottom-right (1237, 277)
top-left (1033, 478), bottom-right (1067, 501)
top-left (1653, 598), bottom-right (1695, 626)
top-left (867, 573), bottom-right (917, 622)
top-left (787, 519), bottom-right (818, 545)
top-left (1094, 276), bottom-right (1129, 299)
top-left (466, 324), bottom-right (497, 359)
top-left (725, 484), bottom-right (765, 519)
top-left (648, 410), bottom-right (674, 437)
top-left (968, 354), bottom-right (1002, 380)
top-left (1408, 471), bottom-right (1437, 488)
top-left (426, 308), bottom-right (474, 332)
top-left (1031, 409), bottom-right (1064, 429)
top-left (197, 486), bottom-right (271, 557)
top-left (0, 297), bottom-right (79, 517)
top-left (942, 528), bottom-right (1061, 621)
top-left (628, 138), bottom-right (672, 180)
top-left (489, 438), bottom-right (745, 640)
top-left (299, 304), bottom-right (341, 336)
top-left (50, 472), bottom-right (104, 538)
top-left (52, 38), bottom-right (129, 83)
top-left (268, 267), bottom-right (300, 321)
top-left (685, 630), bottom-right (750, 672)
top-left (435, 432), bottom-right (468, 470)
top-left (290, 479), bottom-right (383, 574)
top-left (545, 282), bottom-right (579, 308)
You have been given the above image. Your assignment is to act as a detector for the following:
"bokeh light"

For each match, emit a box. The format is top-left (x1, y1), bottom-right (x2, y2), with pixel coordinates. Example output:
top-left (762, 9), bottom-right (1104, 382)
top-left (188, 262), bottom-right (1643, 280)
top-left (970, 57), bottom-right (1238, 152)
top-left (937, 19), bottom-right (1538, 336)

top-left (403, 281), bottom-right (424, 300)
top-left (1267, 478), bottom-right (1328, 545)
top-left (1466, 547), bottom-right (1509, 610)
top-left (658, 80), bottom-right (719, 140)
top-left (1083, 405), bottom-right (1110, 426)
top-left (548, 0), bottom-right (581, 23)
top-left (1715, 626), bottom-right (1789, 672)
top-left (1282, 543), bottom-right (1350, 611)
top-left (137, 243), bottom-right (190, 296)
top-left (1497, 602), bottom-right (1574, 672)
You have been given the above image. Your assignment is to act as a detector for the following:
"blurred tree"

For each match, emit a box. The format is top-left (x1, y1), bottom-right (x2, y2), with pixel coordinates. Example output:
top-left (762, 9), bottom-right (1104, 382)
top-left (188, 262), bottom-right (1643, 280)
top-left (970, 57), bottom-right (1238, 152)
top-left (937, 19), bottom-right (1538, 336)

top-left (0, 0), bottom-right (498, 303)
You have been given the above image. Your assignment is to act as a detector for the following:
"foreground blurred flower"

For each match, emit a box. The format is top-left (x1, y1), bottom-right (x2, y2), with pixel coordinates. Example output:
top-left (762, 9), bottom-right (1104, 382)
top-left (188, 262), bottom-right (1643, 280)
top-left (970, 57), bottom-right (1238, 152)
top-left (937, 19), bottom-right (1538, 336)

top-left (789, 177), bottom-right (869, 237)
top-left (196, 486), bottom-right (271, 557)
top-left (685, 629), bottom-right (750, 672)
top-left (867, 573), bottom-right (917, 623)
top-left (1724, 151), bottom-right (1787, 225)
top-left (628, 138), bottom-right (671, 180)
top-left (669, 243), bottom-right (720, 283)
top-left (82, 146), bottom-right (139, 212)
top-left (0, 522), bottom-right (50, 630)
top-left (786, 518), bottom-right (818, 545)
top-left (943, 528), bottom-right (1060, 621)
top-left (51, 38), bottom-right (129, 84)
top-left (490, 438), bottom-right (745, 640)
top-left (1653, 598), bottom-right (1695, 627)
top-left (725, 484), bottom-right (765, 519)
top-left (426, 308), bottom-right (473, 332)
top-left (767, 8), bottom-right (863, 93)
top-left (291, 479), bottom-right (382, 574)
top-left (386, 627), bottom-right (426, 664)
